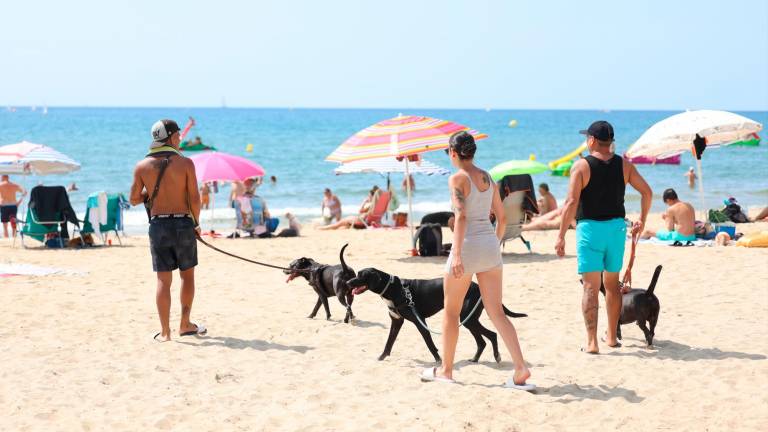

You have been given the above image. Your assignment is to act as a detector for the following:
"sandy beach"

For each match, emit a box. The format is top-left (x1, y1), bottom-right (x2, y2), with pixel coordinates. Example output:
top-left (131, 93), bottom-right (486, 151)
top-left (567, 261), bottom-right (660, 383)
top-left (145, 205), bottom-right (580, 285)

top-left (1, 212), bottom-right (766, 431)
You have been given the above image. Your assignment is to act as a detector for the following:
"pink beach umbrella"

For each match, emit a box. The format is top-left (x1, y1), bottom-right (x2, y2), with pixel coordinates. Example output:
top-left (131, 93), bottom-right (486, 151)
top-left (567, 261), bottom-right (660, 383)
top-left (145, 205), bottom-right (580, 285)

top-left (189, 151), bottom-right (265, 182)
top-left (189, 152), bottom-right (265, 231)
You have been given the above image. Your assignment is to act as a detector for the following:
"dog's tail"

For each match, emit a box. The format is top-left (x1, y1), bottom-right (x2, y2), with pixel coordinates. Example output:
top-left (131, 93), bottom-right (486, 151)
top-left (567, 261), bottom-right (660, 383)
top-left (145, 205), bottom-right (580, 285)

top-left (339, 243), bottom-right (351, 274)
top-left (503, 305), bottom-right (527, 318)
top-left (646, 265), bottom-right (662, 296)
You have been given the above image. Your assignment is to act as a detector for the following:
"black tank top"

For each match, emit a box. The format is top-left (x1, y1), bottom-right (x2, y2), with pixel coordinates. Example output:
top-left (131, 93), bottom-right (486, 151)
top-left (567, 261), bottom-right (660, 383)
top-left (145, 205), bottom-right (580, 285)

top-left (576, 154), bottom-right (626, 221)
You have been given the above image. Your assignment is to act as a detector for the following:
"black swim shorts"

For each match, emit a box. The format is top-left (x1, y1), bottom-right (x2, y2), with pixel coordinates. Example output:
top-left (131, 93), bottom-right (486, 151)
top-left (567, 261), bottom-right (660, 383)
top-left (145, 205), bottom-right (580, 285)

top-left (1, 205), bottom-right (18, 223)
top-left (148, 217), bottom-right (198, 272)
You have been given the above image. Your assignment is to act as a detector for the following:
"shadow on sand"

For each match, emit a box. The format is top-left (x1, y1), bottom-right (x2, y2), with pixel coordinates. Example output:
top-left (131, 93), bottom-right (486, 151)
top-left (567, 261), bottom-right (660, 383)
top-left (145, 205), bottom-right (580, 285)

top-left (540, 383), bottom-right (645, 403)
top-left (177, 335), bottom-right (313, 353)
top-left (604, 338), bottom-right (767, 362)
top-left (394, 252), bottom-right (563, 265)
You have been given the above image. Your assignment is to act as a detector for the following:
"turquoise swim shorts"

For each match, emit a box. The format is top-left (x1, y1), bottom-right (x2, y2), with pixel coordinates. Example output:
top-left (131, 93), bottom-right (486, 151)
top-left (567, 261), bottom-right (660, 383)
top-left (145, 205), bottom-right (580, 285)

top-left (576, 218), bottom-right (627, 274)
top-left (655, 229), bottom-right (696, 242)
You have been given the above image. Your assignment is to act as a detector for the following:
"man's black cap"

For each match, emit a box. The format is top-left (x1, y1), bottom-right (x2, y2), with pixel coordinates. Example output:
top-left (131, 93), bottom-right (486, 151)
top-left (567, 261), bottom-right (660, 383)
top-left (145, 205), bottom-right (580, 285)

top-left (579, 120), bottom-right (615, 142)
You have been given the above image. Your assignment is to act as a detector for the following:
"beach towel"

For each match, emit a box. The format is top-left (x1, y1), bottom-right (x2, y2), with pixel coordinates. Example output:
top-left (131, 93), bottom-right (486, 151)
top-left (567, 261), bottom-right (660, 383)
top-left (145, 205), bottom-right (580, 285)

top-left (638, 237), bottom-right (714, 247)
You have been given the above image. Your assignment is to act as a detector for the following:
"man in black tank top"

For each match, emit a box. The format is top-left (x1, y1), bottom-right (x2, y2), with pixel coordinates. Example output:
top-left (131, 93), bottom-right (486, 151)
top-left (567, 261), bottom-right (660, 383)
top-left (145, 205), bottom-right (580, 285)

top-left (555, 121), bottom-right (652, 354)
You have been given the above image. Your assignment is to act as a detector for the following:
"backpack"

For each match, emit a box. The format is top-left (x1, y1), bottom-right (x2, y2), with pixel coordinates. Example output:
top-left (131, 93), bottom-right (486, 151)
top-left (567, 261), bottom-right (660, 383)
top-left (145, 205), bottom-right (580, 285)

top-left (415, 223), bottom-right (443, 257)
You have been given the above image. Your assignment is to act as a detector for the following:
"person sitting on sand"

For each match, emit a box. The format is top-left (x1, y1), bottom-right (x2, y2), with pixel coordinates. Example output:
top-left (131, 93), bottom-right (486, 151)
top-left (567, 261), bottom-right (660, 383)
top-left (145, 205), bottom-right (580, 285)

top-left (321, 188), bottom-right (342, 224)
top-left (200, 182), bottom-right (211, 210)
top-left (536, 183), bottom-right (557, 215)
top-left (684, 167), bottom-right (697, 189)
top-left (319, 186), bottom-right (378, 230)
top-left (0, 175), bottom-right (26, 238)
top-left (642, 188), bottom-right (696, 242)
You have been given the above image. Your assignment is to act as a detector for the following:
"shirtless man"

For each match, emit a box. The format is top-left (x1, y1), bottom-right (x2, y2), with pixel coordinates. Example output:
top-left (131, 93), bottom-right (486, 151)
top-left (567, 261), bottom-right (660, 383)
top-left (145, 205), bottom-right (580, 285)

top-left (0, 175), bottom-right (26, 238)
top-left (684, 167), bottom-right (697, 189)
top-left (130, 119), bottom-right (203, 342)
top-left (537, 183), bottom-right (557, 215)
top-left (642, 188), bottom-right (695, 242)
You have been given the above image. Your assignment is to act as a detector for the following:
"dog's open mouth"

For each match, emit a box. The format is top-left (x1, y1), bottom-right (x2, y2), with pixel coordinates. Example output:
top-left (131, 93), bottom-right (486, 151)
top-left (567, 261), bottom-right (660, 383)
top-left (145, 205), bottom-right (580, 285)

top-left (351, 285), bottom-right (367, 295)
top-left (285, 272), bottom-right (299, 283)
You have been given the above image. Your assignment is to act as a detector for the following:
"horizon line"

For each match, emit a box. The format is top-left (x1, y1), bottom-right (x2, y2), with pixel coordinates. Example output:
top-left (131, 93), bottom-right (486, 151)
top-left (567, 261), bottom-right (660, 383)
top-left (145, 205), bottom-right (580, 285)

top-left (3, 104), bottom-right (767, 112)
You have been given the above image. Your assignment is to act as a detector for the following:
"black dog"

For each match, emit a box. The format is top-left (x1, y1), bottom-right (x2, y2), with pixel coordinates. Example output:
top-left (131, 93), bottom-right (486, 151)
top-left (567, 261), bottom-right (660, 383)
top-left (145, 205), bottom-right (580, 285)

top-left (347, 267), bottom-right (527, 363)
top-left (599, 265), bottom-right (662, 347)
top-left (285, 244), bottom-right (356, 323)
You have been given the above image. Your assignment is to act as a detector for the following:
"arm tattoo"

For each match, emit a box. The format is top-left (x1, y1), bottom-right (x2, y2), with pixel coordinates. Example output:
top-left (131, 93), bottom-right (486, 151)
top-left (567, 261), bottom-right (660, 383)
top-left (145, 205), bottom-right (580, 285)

top-left (452, 187), bottom-right (466, 212)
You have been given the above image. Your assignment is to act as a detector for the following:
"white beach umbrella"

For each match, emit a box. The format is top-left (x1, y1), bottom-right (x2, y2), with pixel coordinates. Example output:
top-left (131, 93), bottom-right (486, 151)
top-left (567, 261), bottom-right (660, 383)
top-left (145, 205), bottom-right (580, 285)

top-left (625, 110), bottom-right (763, 215)
top-left (334, 157), bottom-right (449, 176)
top-left (625, 110), bottom-right (763, 159)
top-left (0, 141), bottom-right (81, 175)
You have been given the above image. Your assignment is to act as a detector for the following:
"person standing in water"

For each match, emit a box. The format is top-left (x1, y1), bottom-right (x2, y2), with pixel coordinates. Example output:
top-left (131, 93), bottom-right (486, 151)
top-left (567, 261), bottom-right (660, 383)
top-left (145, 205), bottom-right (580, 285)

top-left (130, 119), bottom-right (205, 342)
top-left (420, 131), bottom-right (534, 391)
top-left (684, 167), bottom-right (697, 189)
top-left (556, 121), bottom-right (652, 354)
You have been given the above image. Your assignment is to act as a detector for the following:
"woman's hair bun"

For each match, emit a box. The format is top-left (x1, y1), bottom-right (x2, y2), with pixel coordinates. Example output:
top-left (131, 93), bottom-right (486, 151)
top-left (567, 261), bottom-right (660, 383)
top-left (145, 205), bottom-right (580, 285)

top-left (449, 131), bottom-right (476, 160)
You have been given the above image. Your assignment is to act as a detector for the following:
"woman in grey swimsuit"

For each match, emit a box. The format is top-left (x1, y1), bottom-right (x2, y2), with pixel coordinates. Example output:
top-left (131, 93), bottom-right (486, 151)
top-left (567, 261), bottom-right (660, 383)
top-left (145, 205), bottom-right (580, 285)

top-left (420, 131), bottom-right (533, 390)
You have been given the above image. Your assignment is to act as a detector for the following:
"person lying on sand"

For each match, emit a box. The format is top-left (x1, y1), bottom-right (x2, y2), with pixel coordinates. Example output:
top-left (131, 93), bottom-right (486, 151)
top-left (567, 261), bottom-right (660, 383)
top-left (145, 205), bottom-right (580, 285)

top-left (641, 188), bottom-right (695, 242)
top-left (522, 207), bottom-right (574, 231)
top-left (319, 186), bottom-right (378, 230)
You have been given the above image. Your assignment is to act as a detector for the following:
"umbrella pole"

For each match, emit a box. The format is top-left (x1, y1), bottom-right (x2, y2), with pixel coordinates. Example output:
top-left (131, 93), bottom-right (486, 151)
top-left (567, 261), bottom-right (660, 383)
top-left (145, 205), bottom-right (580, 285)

top-left (696, 158), bottom-right (705, 220)
top-left (210, 188), bottom-right (216, 233)
top-left (405, 158), bottom-right (415, 251)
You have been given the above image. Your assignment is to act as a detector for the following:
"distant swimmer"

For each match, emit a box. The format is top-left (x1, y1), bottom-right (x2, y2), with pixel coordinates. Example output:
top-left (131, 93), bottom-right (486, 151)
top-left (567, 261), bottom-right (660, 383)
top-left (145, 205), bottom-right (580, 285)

top-left (684, 167), bottom-right (697, 189)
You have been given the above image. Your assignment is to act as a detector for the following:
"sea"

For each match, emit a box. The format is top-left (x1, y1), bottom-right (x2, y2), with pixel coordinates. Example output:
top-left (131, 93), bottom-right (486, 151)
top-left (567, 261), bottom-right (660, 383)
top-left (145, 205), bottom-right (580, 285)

top-left (2, 107), bottom-right (766, 233)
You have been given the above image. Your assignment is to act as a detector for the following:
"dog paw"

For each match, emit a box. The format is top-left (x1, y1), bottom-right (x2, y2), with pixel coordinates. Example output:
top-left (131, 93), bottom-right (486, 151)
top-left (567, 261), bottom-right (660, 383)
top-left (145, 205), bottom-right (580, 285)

top-left (377, 354), bottom-right (388, 361)
top-left (494, 352), bottom-right (502, 363)
top-left (469, 357), bottom-right (480, 363)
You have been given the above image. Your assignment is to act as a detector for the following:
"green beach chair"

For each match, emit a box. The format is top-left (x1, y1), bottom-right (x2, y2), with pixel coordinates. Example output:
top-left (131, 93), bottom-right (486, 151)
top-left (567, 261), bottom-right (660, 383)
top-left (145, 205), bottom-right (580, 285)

top-left (81, 192), bottom-right (128, 245)
top-left (17, 185), bottom-right (80, 249)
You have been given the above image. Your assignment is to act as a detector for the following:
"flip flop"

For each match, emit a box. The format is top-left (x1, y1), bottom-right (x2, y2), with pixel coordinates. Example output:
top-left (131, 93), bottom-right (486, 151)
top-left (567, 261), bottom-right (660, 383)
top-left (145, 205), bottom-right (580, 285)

top-left (503, 377), bottom-right (536, 392)
top-left (580, 347), bottom-right (599, 355)
top-left (180, 322), bottom-right (207, 337)
top-left (601, 336), bottom-right (622, 348)
top-left (153, 332), bottom-right (169, 343)
top-left (419, 367), bottom-right (455, 384)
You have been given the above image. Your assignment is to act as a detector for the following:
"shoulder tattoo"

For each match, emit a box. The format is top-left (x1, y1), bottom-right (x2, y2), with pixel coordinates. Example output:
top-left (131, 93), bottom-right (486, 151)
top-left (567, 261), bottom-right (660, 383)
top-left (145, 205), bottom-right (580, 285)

top-left (482, 172), bottom-right (491, 187)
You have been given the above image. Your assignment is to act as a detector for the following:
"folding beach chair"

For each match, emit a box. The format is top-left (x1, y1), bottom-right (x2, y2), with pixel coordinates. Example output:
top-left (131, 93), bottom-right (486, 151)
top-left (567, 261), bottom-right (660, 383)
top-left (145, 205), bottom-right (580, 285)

top-left (233, 194), bottom-right (279, 236)
top-left (354, 190), bottom-right (391, 228)
top-left (80, 192), bottom-right (129, 245)
top-left (17, 185), bottom-right (80, 248)
top-left (497, 174), bottom-right (538, 253)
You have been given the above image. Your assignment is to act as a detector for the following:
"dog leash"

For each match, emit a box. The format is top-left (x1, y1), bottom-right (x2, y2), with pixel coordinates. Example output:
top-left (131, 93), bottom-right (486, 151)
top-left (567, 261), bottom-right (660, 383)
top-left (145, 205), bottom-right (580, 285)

top-left (621, 228), bottom-right (641, 290)
top-left (389, 277), bottom-right (483, 335)
top-left (196, 236), bottom-right (306, 273)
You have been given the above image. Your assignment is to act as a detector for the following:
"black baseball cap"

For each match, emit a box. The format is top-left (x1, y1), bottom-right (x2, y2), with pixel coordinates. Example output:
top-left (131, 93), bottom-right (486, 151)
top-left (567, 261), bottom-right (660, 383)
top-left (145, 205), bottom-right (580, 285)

top-left (579, 120), bottom-right (614, 142)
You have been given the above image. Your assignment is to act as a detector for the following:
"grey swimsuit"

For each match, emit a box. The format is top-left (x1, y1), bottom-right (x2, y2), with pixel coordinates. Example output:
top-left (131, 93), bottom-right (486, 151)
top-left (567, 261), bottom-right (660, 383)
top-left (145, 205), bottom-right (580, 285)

top-left (445, 172), bottom-right (503, 275)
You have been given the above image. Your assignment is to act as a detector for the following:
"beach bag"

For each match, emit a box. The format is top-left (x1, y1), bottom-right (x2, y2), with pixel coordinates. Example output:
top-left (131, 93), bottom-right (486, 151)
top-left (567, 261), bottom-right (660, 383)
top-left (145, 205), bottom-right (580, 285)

top-left (723, 203), bottom-right (749, 224)
top-left (415, 223), bottom-right (442, 257)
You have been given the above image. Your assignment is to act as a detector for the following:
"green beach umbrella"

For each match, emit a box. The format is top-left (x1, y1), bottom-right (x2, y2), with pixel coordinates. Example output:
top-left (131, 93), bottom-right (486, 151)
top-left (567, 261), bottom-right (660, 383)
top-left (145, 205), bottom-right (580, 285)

top-left (489, 160), bottom-right (549, 181)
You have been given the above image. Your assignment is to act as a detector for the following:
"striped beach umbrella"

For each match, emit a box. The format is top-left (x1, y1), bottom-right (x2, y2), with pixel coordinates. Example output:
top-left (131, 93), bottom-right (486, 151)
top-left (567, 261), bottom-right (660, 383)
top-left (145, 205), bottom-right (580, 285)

top-left (327, 115), bottom-right (485, 250)
top-left (325, 114), bottom-right (487, 163)
top-left (0, 141), bottom-right (80, 175)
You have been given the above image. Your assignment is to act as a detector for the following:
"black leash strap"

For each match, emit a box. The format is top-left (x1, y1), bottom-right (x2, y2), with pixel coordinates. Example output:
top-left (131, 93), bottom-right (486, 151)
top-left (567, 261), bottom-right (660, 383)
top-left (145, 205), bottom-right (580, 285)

top-left (196, 236), bottom-right (302, 273)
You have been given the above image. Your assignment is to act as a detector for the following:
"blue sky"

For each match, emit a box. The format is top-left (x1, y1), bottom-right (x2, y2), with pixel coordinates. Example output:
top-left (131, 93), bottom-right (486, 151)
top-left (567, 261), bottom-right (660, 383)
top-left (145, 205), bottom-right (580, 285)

top-left (2, 0), bottom-right (766, 110)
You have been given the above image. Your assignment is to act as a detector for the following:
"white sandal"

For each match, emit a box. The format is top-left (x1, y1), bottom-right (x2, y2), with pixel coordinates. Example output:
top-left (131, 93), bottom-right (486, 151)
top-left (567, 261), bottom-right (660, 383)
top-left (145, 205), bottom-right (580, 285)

top-left (420, 367), bottom-right (455, 384)
top-left (504, 375), bottom-right (536, 392)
